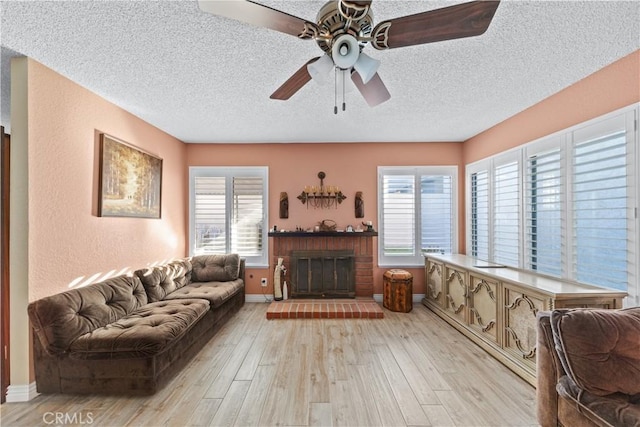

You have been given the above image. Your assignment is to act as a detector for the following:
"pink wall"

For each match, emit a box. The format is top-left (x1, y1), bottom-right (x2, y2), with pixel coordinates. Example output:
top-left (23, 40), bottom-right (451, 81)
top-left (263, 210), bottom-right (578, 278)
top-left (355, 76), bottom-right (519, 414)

top-left (27, 59), bottom-right (187, 301)
top-left (187, 142), bottom-right (465, 295)
top-left (23, 49), bottom-right (640, 300)
top-left (464, 49), bottom-right (640, 164)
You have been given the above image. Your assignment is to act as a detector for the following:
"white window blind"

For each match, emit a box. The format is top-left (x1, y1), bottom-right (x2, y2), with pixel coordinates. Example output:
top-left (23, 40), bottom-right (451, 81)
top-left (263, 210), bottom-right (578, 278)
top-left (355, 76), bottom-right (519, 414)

top-left (525, 147), bottom-right (563, 276)
top-left (493, 161), bottom-right (520, 266)
top-left (231, 177), bottom-right (264, 256)
top-left (379, 167), bottom-right (456, 266)
top-left (381, 174), bottom-right (415, 257)
top-left (421, 175), bottom-right (453, 255)
top-left (470, 170), bottom-right (489, 260)
top-left (466, 107), bottom-right (637, 304)
top-left (194, 176), bottom-right (226, 253)
top-left (190, 167), bottom-right (268, 266)
top-left (572, 129), bottom-right (628, 290)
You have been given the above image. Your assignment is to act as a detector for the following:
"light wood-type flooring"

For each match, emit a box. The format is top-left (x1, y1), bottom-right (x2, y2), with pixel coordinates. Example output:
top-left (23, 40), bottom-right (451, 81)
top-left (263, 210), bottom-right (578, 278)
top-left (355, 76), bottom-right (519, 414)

top-left (1, 303), bottom-right (537, 426)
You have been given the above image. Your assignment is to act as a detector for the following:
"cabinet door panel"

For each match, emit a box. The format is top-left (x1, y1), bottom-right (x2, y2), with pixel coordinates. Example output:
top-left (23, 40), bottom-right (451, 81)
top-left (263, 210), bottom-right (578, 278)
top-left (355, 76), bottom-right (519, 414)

top-left (468, 274), bottom-right (499, 344)
top-left (503, 284), bottom-right (550, 370)
top-left (445, 266), bottom-right (467, 324)
top-left (425, 259), bottom-right (445, 308)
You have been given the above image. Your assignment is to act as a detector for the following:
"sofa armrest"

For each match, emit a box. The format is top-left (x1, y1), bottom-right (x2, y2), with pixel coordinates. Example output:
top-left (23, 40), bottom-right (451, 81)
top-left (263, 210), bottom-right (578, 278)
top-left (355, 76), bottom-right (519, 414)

top-left (238, 259), bottom-right (245, 283)
top-left (536, 311), bottom-right (566, 427)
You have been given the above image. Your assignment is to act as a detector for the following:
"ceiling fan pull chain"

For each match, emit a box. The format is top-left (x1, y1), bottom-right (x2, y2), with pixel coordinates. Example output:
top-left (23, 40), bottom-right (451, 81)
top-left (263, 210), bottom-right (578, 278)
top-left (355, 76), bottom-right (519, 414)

top-left (334, 67), bottom-right (338, 115)
top-left (342, 69), bottom-right (346, 111)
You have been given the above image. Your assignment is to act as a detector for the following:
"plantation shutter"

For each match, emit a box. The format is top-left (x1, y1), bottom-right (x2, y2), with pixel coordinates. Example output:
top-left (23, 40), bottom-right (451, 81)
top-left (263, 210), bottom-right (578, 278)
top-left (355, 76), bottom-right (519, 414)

top-left (470, 170), bottom-right (489, 260)
top-left (231, 176), bottom-right (264, 256)
top-left (379, 167), bottom-right (457, 265)
top-left (421, 175), bottom-right (453, 255)
top-left (194, 176), bottom-right (226, 254)
top-left (572, 122), bottom-right (628, 290)
top-left (381, 174), bottom-right (416, 257)
top-left (493, 160), bottom-right (520, 266)
top-left (190, 167), bottom-right (268, 266)
top-left (525, 146), bottom-right (563, 276)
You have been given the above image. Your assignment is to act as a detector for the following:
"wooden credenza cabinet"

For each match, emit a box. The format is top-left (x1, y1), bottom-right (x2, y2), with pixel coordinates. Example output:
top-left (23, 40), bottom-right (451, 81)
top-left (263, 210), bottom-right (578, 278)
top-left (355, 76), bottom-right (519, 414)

top-left (423, 254), bottom-right (627, 386)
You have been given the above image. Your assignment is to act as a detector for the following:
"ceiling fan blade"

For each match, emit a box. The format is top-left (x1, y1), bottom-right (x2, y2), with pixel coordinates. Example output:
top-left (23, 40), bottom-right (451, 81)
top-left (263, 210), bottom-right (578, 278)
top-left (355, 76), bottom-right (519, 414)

top-left (371, 1), bottom-right (500, 50)
top-left (270, 57), bottom-right (320, 100)
top-left (351, 71), bottom-right (390, 107)
top-left (198, 0), bottom-right (319, 39)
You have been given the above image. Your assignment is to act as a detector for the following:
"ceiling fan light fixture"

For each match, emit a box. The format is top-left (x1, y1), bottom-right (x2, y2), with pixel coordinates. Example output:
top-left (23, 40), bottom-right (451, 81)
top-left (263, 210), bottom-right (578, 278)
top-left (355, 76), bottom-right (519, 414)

top-left (331, 34), bottom-right (360, 69)
top-left (353, 52), bottom-right (380, 84)
top-left (307, 54), bottom-right (334, 84)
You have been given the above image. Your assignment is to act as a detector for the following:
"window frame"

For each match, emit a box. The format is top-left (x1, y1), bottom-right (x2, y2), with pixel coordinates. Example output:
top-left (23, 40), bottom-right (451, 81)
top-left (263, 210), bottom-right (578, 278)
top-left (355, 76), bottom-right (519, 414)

top-left (189, 166), bottom-right (269, 267)
top-left (378, 165), bottom-right (458, 267)
top-left (466, 104), bottom-right (638, 306)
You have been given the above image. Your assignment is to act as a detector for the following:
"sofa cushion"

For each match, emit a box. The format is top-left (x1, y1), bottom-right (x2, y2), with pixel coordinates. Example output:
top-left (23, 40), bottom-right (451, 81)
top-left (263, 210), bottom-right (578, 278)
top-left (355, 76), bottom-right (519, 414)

top-left (551, 308), bottom-right (640, 396)
top-left (191, 254), bottom-right (240, 282)
top-left (134, 259), bottom-right (192, 302)
top-left (68, 299), bottom-right (209, 359)
top-left (163, 280), bottom-right (243, 308)
top-left (28, 275), bottom-right (148, 355)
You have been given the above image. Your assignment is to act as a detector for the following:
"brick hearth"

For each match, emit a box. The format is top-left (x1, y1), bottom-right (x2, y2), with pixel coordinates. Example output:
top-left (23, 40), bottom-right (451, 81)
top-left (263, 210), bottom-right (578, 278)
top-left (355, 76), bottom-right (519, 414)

top-left (269, 231), bottom-right (377, 297)
top-left (266, 299), bottom-right (384, 319)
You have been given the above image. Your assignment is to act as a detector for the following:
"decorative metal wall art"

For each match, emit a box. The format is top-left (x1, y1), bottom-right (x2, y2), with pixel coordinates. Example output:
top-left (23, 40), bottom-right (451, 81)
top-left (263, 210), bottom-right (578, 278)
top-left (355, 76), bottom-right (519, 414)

top-left (297, 171), bottom-right (346, 208)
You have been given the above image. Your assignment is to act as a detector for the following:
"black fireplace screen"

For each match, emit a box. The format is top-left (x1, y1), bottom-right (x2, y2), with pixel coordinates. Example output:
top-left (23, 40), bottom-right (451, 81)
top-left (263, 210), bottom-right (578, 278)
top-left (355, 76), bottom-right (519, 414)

top-left (290, 250), bottom-right (355, 298)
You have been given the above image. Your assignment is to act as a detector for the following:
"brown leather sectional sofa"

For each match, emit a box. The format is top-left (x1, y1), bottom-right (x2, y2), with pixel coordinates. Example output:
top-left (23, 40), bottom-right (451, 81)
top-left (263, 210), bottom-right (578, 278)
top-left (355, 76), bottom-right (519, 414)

top-left (28, 254), bottom-right (245, 395)
top-left (536, 308), bottom-right (640, 427)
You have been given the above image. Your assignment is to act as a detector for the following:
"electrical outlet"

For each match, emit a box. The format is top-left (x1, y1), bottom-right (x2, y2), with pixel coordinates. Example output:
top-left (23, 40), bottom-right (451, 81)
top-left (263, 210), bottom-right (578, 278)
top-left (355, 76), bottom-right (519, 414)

top-left (261, 278), bottom-right (268, 287)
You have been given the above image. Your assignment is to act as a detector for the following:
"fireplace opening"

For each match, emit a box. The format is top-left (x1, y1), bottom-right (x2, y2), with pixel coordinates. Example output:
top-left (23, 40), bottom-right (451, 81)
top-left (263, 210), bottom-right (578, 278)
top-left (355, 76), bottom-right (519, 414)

top-left (290, 250), bottom-right (355, 298)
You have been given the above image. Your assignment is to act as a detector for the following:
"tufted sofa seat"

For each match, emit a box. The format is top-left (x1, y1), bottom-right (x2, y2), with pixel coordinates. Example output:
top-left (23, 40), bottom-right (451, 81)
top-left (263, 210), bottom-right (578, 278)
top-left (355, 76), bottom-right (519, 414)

top-left (28, 254), bottom-right (245, 395)
top-left (68, 299), bottom-right (210, 359)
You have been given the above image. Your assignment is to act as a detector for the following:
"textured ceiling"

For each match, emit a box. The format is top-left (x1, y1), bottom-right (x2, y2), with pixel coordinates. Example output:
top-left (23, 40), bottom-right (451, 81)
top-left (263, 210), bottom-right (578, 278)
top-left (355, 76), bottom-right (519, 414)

top-left (1, 0), bottom-right (639, 143)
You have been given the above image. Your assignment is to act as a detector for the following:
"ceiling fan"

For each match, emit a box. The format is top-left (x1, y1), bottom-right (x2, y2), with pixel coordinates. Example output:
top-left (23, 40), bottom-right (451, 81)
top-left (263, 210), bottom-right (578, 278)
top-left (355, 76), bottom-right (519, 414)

top-left (198, 0), bottom-right (500, 112)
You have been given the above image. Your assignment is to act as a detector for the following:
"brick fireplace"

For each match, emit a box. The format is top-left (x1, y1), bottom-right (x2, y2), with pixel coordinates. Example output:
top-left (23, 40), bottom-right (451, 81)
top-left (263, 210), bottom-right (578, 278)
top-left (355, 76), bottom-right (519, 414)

top-left (269, 231), bottom-right (377, 298)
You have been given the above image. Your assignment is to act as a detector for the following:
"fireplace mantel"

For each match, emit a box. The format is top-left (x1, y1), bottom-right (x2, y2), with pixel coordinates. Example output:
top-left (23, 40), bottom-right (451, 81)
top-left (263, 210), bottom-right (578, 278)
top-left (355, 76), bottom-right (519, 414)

top-left (268, 231), bottom-right (378, 237)
top-left (270, 231), bottom-right (377, 297)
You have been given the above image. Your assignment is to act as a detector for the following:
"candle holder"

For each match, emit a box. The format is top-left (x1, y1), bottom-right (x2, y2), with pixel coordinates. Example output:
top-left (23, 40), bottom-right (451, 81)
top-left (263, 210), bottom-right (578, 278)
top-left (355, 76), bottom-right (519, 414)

top-left (297, 171), bottom-right (346, 209)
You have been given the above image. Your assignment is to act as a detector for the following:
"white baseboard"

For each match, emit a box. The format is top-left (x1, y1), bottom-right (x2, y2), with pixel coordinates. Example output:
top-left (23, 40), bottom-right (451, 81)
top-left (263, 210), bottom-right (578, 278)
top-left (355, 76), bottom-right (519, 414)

top-left (245, 294), bottom-right (274, 303)
top-left (374, 293), bottom-right (425, 303)
top-left (6, 382), bottom-right (39, 402)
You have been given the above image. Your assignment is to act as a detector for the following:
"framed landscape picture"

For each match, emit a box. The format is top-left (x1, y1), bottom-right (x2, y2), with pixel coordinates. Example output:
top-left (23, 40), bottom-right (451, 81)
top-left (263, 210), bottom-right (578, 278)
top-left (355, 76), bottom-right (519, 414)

top-left (98, 134), bottom-right (163, 218)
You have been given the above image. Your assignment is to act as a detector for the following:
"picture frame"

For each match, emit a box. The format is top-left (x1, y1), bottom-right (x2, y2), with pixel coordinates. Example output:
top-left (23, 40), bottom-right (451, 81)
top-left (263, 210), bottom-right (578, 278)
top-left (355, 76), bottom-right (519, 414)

top-left (98, 133), bottom-right (162, 218)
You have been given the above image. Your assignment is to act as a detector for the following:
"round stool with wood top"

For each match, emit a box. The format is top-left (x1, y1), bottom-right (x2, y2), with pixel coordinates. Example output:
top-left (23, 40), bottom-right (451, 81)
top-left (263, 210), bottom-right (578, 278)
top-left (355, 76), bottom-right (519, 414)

top-left (383, 269), bottom-right (413, 312)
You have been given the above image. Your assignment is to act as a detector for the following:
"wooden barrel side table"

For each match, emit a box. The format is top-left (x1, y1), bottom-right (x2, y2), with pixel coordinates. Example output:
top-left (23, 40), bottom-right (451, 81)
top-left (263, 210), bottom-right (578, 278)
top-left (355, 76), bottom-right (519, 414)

top-left (383, 269), bottom-right (413, 312)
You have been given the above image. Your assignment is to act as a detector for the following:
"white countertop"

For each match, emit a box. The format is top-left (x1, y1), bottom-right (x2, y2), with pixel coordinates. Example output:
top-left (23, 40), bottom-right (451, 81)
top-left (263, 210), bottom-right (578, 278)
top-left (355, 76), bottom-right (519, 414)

top-left (425, 254), bottom-right (627, 298)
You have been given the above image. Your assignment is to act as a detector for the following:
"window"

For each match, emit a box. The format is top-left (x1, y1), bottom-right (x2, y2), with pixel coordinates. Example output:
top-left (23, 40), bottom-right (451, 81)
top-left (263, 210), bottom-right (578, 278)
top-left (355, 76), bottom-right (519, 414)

top-left (467, 154), bottom-right (521, 267)
top-left (572, 122), bottom-right (629, 290)
top-left (378, 166), bottom-right (457, 266)
top-left (466, 106), bottom-right (638, 305)
top-left (189, 167), bottom-right (268, 267)
top-left (470, 170), bottom-right (489, 260)
top-left (525, 142), bottom-right (563, 276)
top-left (493, 159), bottom-right (520, 267)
